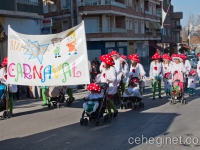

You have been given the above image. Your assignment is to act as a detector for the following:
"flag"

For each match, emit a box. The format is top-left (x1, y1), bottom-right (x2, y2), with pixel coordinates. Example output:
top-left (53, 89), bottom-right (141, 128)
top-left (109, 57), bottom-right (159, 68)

top-left (161, 9), bottom-right (167, 28)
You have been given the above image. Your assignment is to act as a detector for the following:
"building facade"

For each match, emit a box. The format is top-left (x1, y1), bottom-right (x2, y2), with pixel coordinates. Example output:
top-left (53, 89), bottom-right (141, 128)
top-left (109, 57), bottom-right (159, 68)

top-left (0, 0), bottom-right (43, 61)
top-left (44, 0), bottom-right (161, 73)
top-left (157, 0), bottom-right (183, 54)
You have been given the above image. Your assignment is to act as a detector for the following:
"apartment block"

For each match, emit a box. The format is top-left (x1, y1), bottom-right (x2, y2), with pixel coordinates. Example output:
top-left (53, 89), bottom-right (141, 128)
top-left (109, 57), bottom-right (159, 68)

top-left (157, 0), bottom-right (183, 54)
top-left (0, 0), bottom-right (43, 61)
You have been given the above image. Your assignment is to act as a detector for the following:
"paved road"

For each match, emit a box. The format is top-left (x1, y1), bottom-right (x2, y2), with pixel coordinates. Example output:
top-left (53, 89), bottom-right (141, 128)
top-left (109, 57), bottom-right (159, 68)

top-left (1, 82), bottom-right (200, 150)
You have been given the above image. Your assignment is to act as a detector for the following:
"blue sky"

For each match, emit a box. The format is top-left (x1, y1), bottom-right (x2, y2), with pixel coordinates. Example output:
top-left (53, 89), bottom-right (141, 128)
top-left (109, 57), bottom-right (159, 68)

top-left (171, 0), bottom-right (200, 27)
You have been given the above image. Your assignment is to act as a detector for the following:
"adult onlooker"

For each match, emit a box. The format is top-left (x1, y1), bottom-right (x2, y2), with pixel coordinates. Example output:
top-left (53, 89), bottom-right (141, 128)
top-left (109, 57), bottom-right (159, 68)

top-left (94, 57), bottom-right (100, 72)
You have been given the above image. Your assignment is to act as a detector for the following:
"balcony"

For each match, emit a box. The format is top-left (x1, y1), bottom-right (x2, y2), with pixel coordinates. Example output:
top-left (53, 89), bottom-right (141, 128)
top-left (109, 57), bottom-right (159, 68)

top-left (172, 25), bottom-right (182, 32)
top-left (171, 12), bottom-right (183, 20)
top-left (16, 0), bottom-right (39, 6)
top-left (85, 27), bottom-right (127, 33)
top-left (172, 36), bottom-right (182, 43)
top-left (78, 0), bottom-right (126, 8)
top-left (145, 30), bottom-right (153, 34)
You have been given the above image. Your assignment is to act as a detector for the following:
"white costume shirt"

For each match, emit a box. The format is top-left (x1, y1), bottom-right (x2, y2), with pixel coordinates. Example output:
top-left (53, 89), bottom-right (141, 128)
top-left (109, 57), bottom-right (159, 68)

top-left (122, 87), bottom-right (142, 98)
top-left (197, 61), bottom-right (200, 77)
top-left (114, 59), bottom-right (122, 82)
top-left (184, 60), bottom-right (191, 75)
top-left (0, 68), bottom-right (7, 84)
top-left (129, 63), bottom-right (146, 79)
top-left (187, 75), bottom-right (197, 89)
top-left (121, 63), bottom-right (129, 83)
top-left (100, 66), bottom-right (117, 95)
top-left (149, 61), bottom-right (163, 79)
top-left (170, 63), bottom-right (186, 75)
top-left (162, 63), bottom-right (172, 74)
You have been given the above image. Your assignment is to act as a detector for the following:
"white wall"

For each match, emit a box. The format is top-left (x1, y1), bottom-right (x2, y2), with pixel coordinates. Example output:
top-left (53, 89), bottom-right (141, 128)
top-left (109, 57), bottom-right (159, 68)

top-left (4, 17), bottom-right (41, 35)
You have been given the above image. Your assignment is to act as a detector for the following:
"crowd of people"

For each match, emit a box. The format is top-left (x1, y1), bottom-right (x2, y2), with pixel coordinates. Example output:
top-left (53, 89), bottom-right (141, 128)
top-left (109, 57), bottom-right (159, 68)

top-left (83, 50), bottom-right (200, 118)
top-left (1, 50), bottom-right (200, 117)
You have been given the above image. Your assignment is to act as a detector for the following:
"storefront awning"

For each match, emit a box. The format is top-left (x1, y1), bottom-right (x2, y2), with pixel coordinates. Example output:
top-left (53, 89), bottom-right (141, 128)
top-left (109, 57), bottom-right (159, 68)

top-left (150, 44), bottom-right (163, 51)
top-left (179, 44), bottom-right (192, 50)
top-left (149, 22), bottom-right (155, 29)
top-left (145, 21), bottom-right (149, 28)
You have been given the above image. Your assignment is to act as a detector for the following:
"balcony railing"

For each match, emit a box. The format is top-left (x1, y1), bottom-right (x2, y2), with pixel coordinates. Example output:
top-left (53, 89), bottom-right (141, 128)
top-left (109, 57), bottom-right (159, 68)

top-left (17, 0), bottom-right (39, 6)
top-left (86, 27), bottom-right (127, 33)
top-left (145, 10), bottom-right (150, 15)
top-left (78, 0), bottom-right (126, 8)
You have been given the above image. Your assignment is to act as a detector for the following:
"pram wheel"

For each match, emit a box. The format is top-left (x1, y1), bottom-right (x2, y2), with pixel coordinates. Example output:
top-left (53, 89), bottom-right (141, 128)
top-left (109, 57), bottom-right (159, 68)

top-left (170, 99), bottom-right (174, 105)
top-left (53, 103), bottom-right (57, 107)
top-left (48, 104), bottom-right (51, 108)
top-left (141, 103), bottom-right (144, 108)
top-left (84, 118), bottom-right (88, 126)
top-left (80, 118), bottom-right (84, 125)
top-left (3, 111), bottom-right (7, 118)
top-left (96, 120), bottom-right (100, 126)
top-left (120, 104), bottom-right (123, 110)
top-left (107, 114), bottom-right (112, 122)
top-left (7, 111), bottom-right (11, 118)
top-left (99, 118), bottom-right (104, 126)
top-left (182, 99), bottom-right (186, 105)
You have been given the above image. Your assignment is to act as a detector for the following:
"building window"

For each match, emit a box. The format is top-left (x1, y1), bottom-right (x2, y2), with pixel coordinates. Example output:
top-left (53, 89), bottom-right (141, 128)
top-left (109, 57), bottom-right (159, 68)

top-left (62, 20), bottom-right (69, 31)
top-left (153, 5), bottom-right (156, 16)
top-left (134, 21), bottom-right (138, 34)
top-left (126, 0), bottom-right (132, 7)
top-left (149, 4), bottom-right (152, 15)
top-left (50, 4), bottom-right (57, 12)
top-left (129, 20), bottom-right (133, 30)
top-left (140, 1), bottom-right (144, 13)
top-left (43, 3), bottom-right (48, 13)
top-left (85, 18), bottom-right (99, 33)
top-left (126, 19), bottom-right (129, 30)
top-left (61, 0), bottom-right (68, 10)
top-left (134, 0), bottom-right (138, 12)
top-left (141, 21), bottom-right (144, 34)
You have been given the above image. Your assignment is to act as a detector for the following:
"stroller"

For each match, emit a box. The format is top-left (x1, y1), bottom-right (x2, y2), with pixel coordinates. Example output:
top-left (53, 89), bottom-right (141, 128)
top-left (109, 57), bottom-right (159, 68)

top-left (0, 84), bottom-right (11, 118)
top-left (45, 86), bottom-right (66, 108)
top-left (120, 77), bottom-right (144, 110)
top-left (170, 73), bottom-right (186, 105)
top-left (80, 83), bottom-right (111, 126)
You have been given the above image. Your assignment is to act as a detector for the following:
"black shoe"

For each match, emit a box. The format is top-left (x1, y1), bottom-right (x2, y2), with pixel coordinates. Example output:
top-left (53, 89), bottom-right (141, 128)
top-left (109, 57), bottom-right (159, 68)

top-left (58, 55), bottom-right (61, 57)
top-left (55, 56), bottom-right (57, 58)
top-left (159, 96), bottom-right (162, 99)
top-left (113, 110), bottom-right (118, 118)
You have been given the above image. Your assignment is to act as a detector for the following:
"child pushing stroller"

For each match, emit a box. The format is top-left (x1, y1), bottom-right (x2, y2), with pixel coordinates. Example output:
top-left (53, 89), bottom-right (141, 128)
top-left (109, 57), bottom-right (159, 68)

top-left (120, 77), bottom-right (144, 110)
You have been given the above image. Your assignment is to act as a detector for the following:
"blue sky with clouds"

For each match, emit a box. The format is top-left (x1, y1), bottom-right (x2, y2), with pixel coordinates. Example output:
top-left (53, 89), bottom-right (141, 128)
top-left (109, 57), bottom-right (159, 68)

top-left (171, 0), bottom-right (200, 27)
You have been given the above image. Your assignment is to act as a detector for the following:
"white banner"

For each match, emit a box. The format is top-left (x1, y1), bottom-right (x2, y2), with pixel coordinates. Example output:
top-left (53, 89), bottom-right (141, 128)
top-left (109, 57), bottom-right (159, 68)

top-left (7, 21), bottom-right (90, 86)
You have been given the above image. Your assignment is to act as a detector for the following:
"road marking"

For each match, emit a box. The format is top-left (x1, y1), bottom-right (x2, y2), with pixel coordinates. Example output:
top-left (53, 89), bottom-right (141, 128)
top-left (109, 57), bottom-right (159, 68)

top-left (33, 134), bottom-right (57, 143)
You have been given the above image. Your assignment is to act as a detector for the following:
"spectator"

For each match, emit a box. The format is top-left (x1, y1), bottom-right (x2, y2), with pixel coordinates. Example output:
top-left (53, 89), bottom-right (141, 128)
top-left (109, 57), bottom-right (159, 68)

top-left (90, 63), bottom-right (98, 83)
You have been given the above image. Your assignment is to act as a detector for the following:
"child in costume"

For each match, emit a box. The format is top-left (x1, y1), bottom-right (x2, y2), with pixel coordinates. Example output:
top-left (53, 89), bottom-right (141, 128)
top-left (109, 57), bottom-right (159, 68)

top-left (128, 54), bottom-right (146, 94)
top-left (196, 53), bottom-right (200, 84)
top-left (99, 54), bottom-right (118, 118)
top-left (187, 70), bottom-right (197, 95)
top-left (180, 54), bottom-right (191, 90)
top-left (83, 83), bottom-right (103, 114)
top-left (109, 50), bottom-right (122, 83)
top-left (120, 55), bottom-right (129, 94)
top-left (122, 78), bottom-right (142, 98)
top-left (162, 54), bottom-right (172, 96)
top-left (171, 54), bottom-right (186, 90)
top-left (41, 86), bottom-right (49, 106)
top-left (149, 53), bottom-right (163, 100)
top-left (0, 57), bottom-right (15, 114)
